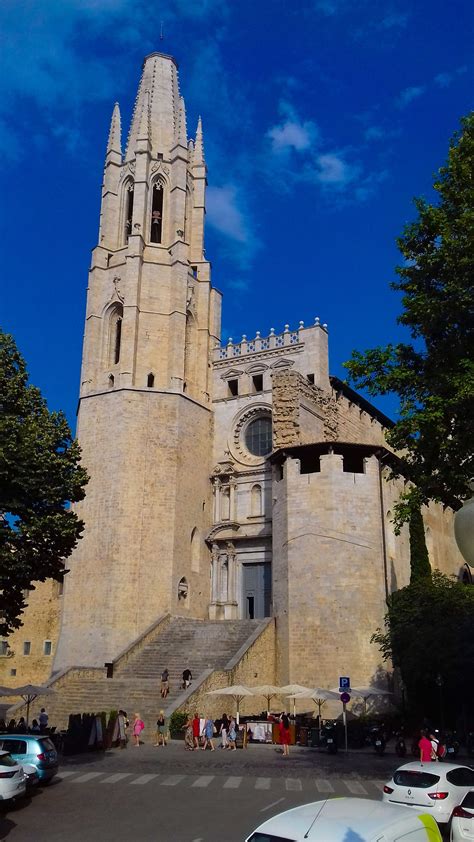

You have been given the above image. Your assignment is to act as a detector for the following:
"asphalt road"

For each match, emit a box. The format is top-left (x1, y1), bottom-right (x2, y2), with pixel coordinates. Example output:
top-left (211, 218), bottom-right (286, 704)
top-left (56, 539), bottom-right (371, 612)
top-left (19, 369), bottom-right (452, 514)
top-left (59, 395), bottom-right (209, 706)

top-left (0, 741), bottom-right (448, 841)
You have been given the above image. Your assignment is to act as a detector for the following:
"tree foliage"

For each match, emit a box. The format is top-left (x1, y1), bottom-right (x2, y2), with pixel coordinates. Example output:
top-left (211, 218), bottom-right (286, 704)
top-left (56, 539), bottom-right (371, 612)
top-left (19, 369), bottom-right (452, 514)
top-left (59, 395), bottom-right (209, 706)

top-left (345, 113), bottom-right (474, 525)
top-left (372, 571), bottom-right (474, 719)
top-left (0, 330), bottom-right (88, 636)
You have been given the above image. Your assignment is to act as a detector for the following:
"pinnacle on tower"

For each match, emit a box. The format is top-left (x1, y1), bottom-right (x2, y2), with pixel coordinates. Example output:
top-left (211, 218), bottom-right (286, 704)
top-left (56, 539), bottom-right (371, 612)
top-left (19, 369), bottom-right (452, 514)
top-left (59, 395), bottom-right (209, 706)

top-left (106, 102), bottom-right (122, 158)
top-left (194, 116), bottom-right (205, 166)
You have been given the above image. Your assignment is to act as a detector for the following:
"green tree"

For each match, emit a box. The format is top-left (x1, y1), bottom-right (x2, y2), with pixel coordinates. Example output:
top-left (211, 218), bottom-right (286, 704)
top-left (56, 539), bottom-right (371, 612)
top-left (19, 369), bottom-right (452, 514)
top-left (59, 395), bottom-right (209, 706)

top-left (408, 504), bottom-right (431, 583)
top-left (372, 571), bottom-right (474, 720)
top-left (0, 329), bottom-right (88, 636)
top-left (345, 114), bottom-right (474, 526)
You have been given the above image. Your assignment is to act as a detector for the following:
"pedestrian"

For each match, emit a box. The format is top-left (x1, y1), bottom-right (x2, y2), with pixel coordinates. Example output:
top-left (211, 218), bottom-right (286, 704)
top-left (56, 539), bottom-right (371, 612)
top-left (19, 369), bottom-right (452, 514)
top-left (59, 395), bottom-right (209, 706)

top-left (279, 712), bottom-right (291, 757)
top-left (118, 710), bottom-right (129, 748)
top-left (219, 713), bottom-right (229, 749)
top-left (132, 713), bottom-right (145, 746)
top-left (30, 719), bottom-right (40, 734)
top-left (182, 668), bottom-right (192, 689)
top-left (154, 710), bottom-right (167, 746)
top-left (16, 717), bottom-right (27, 733)
top-left (429, 732), bottom-right (441, 761)
top-left (418, 729), bottom-right (433, 762)
top-left (38, 708), bottom-right (49, 730)
top-left (160, 669), bottom-right (170, 698)
top-left (202, 716), bottom-right (216, 751)
top-left (183, 715), bottom-right (194, 750)
top-left (227, 716), bottom-right (237, 750)
top-left (192, 713), bottom-right (201, 750)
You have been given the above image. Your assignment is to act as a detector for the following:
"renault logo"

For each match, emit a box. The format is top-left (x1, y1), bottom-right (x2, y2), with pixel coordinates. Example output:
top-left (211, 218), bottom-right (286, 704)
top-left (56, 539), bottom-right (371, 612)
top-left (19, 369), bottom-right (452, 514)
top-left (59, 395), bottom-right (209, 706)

top-left (408, 789), bottom-right (411, 795)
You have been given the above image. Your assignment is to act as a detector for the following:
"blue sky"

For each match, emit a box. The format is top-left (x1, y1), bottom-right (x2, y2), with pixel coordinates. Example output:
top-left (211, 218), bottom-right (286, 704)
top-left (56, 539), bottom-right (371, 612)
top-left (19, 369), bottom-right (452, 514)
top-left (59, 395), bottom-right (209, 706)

top-left (1, 0), bottom-right (472, 428)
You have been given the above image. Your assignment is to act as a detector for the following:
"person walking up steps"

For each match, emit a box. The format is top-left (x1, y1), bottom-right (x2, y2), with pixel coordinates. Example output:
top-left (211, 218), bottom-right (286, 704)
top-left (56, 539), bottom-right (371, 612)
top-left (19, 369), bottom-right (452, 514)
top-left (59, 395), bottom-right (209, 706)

top-left (160, 669), bottom-right (169, 699)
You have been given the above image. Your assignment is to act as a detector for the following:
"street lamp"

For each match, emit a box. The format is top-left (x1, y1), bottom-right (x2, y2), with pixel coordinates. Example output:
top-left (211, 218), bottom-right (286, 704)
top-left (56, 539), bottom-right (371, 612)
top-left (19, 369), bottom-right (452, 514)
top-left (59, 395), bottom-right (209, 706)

top-left (454, 480), bottom-right (474, 565)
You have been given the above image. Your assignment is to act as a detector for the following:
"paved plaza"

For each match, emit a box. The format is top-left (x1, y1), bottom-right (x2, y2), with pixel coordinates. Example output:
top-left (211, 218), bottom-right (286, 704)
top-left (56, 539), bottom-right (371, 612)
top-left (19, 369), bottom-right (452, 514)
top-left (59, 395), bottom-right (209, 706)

top-left (0, 741), bottom-right (417, 841)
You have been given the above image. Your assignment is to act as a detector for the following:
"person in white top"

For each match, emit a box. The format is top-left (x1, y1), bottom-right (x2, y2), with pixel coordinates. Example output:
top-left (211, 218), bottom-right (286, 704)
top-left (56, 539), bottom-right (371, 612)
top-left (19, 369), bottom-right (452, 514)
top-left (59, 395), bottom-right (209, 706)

top-left (38, 708), bottom-right (48, 730)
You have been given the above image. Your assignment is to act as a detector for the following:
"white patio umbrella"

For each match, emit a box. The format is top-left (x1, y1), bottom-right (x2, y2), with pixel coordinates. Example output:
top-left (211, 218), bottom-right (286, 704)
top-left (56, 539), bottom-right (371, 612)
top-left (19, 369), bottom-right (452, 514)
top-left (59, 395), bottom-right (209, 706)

top-left (289, 688), bottom-right (340, 722)
top-left (0, 684), bottom-right (55, 727)
top-left (250, 685), bottom-right (281, 713)
top-left (349, 686), bottom-right (392, 715)
top-left (278, 685), bottom-right (314, 717)
top-left (206, 684), bottom-right (255, 724)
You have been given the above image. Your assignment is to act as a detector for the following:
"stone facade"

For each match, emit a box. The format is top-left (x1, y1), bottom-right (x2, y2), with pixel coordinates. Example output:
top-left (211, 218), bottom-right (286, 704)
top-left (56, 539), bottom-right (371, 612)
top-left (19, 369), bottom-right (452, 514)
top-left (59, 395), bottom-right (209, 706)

top-left (1, 51), bottom-right (466, 696)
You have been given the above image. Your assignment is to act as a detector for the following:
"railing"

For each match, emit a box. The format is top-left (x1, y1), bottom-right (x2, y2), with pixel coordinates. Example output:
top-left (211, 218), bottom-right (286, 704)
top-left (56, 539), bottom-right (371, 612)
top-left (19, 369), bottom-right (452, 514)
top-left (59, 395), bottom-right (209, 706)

top-left (213, 318), bottom-right (327, 361)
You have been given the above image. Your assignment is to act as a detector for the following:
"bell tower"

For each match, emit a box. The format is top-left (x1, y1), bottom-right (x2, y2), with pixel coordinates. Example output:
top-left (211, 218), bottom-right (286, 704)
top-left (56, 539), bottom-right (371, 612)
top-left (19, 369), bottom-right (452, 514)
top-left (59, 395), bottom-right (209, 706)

top-left (54, 54), bottom-right (221, 670)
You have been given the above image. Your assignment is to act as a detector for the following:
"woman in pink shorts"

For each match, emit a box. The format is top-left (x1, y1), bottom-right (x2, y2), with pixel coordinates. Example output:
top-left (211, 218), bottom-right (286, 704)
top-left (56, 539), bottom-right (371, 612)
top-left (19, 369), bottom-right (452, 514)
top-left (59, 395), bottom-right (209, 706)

top-left (132, 713), bottom-right (145, 747)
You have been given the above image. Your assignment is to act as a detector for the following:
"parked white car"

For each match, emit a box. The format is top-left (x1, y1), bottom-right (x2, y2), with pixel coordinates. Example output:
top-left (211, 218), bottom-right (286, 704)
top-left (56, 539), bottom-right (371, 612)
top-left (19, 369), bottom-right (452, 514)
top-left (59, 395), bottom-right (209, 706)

top-left (245, 797), bottom-right (442, 841)
top-left (451, 791), bottom-right (474, 840)
top-left (0, 750), bottom-right (26, 801)
top-left (383, 761), bottom-right (474, 825)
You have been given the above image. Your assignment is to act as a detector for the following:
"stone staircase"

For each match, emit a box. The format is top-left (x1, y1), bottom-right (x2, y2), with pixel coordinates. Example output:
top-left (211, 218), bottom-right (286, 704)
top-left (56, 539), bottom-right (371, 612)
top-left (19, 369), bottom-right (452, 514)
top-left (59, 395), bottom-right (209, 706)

top-left (38, 617), bottom-right (265, 729)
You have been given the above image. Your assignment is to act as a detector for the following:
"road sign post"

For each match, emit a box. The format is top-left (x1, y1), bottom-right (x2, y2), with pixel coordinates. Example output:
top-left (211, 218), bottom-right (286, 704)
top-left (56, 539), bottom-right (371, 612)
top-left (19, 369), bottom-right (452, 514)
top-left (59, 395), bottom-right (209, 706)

top-left (340, 692), bottom-right (351, 752)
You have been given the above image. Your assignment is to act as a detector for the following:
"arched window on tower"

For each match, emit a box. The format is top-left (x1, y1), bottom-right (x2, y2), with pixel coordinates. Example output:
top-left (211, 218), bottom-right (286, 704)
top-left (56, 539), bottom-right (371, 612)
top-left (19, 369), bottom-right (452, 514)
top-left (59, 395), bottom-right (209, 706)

top-left (191, 527), bottom-right (200, 573)
top-left (108, 303), bottom-right (123, 366)
top-left (147, 372), bottom-right (155, 388)
top-left (150, 179), bottom-right (164, 243)
top-left (250, 484), bottom-right (262, 517)
top-left (123, 180), bottom-right (134, 244)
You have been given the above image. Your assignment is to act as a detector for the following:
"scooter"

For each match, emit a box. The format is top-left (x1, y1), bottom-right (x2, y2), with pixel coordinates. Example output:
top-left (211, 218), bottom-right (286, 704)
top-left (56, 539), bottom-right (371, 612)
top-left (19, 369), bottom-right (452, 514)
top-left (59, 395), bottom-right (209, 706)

top-left (323, 721), bottom-right (338, 754)
top-left (444, 730), bottom-right (460, 759)
top-left (371, 725), bottom-right (386, 756)
top-left (395, 729), bottom-right (407, 757)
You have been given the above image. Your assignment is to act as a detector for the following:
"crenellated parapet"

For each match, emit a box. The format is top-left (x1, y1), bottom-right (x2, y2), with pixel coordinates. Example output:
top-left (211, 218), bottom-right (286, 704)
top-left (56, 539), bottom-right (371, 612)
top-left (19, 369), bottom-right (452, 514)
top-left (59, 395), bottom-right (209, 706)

top-left (213, 318), bottom-right (327, 361)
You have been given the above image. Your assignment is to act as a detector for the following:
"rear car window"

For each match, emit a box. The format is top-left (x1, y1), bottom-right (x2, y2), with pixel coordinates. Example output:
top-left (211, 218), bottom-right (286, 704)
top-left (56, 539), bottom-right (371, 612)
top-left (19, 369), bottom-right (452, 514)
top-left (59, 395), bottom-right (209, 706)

top-left (0, 754), bottom-right (17, 767)
top-left (446, 768), bottom-right (474, 787)
top-left (39, 738), bottom-right (55, 751)
top-left (394, 770), bottom-right (440, 788)
top-left (248, 836), bottom-right (296, 842)
top-left (462, 792), bottom-right (474, 809)
top-left (0, 739), bottom-right (27, 754)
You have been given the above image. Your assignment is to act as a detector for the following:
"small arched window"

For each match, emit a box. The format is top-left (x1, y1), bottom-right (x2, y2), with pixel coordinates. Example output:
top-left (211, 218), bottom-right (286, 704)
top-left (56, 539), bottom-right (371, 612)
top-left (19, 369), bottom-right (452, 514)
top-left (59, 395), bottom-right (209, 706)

top-left (150, 179), bottom-right (164, 243)
top-left (250, 484), bottom-right (262, 517)
top-left (147, 372), bottom-right (155, 388)
top-left (191, 527), bottom-right (200, 572)
top-left (123, 180), bottom-right (134, 244)
top-left (178, 577), bottom-right (189, 601)
top-left (108, 374), bottom-right (115, 389)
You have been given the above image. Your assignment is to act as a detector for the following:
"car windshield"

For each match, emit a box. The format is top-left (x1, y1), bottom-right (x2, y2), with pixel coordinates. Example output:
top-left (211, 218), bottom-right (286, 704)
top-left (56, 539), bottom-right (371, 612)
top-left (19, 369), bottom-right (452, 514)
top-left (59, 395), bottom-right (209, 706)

top-left (248, 835), bottom-right (296, 842)
top-left (0, 753), bottom-right (17, 768)
top-left (462, 792), bottom-right (474, 809)
top-left (394, 770), bottom-right (440, 788)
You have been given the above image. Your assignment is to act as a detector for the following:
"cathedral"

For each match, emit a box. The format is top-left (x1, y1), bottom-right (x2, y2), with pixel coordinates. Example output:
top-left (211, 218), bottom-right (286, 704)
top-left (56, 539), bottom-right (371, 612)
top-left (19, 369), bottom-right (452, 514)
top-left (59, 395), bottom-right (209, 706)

top-left (0, 53), bottom-right (464, 716)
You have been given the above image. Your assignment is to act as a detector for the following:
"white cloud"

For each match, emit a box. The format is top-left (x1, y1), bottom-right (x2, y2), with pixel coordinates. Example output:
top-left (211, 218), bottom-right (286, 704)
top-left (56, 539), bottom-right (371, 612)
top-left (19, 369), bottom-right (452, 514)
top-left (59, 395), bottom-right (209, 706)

top-left (206, 184), bottom-right (260, 269)
top-left (267, 102), bottom-right (318, 154)
top-left (434, 65), bottom-right (468, 88)
top-left (396, 85), bottom-right (426, 108)
top-left (207, 185), bottom-right (247, 242)
top-left (364, 125), bottom-right (385, 141)
top-left (313, 153), bottom-right (359, 186)
top-left (268, 120), bottom-right (314, 152)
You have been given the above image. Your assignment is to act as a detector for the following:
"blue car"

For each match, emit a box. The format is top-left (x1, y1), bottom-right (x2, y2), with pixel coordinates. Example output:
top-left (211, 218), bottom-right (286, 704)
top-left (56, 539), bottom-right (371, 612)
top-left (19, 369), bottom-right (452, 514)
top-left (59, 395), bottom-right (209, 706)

top-left (0, 734), bottom-right (58, 783)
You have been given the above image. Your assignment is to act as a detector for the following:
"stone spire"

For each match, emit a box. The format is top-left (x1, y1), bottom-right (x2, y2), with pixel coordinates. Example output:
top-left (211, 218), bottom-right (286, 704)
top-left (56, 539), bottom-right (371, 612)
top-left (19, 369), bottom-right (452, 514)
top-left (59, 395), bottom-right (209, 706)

top-left (106, 102), bottom-right (122, 159)
top-left (136, 89), bottom-right (151, 146)
top-left (177, 96), bottom-right (187, 146)
top-left (125, 52), bottom-right (180, 160)
top-left (193, 116), bottom-right (205, 166)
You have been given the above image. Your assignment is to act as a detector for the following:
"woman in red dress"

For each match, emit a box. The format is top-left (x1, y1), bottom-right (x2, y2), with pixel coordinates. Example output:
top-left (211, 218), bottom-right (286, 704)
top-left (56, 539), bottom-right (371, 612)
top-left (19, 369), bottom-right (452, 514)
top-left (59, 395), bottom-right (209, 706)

top-left (279, 712), bottom-right (291, 757)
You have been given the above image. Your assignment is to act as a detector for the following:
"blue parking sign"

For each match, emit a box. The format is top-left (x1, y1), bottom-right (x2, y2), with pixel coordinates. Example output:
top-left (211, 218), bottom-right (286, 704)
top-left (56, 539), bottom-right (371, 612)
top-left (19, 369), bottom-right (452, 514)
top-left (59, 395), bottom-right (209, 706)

top-left (339, 676), bottom-right (351, 691)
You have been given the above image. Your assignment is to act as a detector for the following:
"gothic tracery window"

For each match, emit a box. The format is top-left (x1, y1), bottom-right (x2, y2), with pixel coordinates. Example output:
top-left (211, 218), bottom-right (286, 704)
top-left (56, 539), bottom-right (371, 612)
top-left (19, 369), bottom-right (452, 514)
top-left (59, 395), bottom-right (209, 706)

top-left (108, 303), bottom-right (123, 367)
top-left (150, 180), bottom-right (164, 243)
top-left (123, 180), bottom-right (134, 244)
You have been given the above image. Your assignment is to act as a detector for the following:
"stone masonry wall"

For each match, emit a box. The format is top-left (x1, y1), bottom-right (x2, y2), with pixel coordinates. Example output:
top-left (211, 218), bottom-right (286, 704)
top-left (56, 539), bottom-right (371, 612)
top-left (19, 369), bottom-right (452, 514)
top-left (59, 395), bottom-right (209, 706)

top-left (176, 620), bottom-right (276, 720)
top-left (0, 580), bottom-right (61, 686)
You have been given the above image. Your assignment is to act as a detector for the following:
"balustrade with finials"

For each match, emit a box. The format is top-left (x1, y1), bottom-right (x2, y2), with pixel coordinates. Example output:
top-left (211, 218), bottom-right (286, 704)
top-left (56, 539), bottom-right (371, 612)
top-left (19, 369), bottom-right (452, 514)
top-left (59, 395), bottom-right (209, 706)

top-left (212, 318), bottom-right (328, 361)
